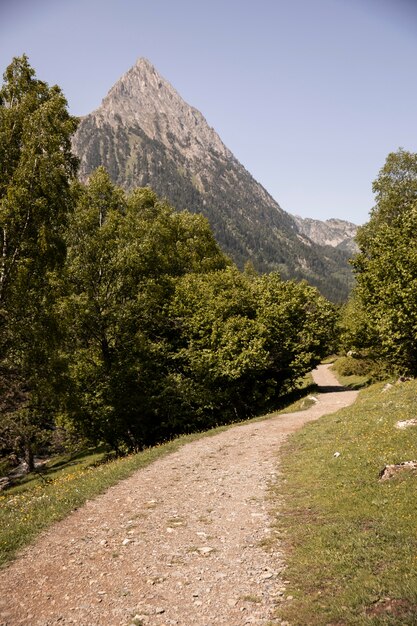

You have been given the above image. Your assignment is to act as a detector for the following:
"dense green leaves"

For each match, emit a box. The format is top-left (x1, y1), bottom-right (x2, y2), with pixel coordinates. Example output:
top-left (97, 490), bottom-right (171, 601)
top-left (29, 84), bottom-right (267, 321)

top-left (61, 171), bottom-right (335, 450)
top-left (62, 169), bottom-right (230, 449)
top-left (255, 274), bottom-right (336, 385)
top-left (167, 269), bottom-right (334, 433)
top-left (0, 56), bottom-right (78, 468)
top-left (348, 149), bottom-right (417, 375)
top-left (0, 55), bottom-right (78, 302)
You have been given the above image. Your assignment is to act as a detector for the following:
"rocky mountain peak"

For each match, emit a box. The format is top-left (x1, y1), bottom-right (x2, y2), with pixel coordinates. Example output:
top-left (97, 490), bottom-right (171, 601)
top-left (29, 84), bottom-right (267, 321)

top-left (133, 56), bottom-right (157, 72)
top-left (97, 58), bottom-right (231, 162)
top-left (72, 59), bottom-right (355, 301)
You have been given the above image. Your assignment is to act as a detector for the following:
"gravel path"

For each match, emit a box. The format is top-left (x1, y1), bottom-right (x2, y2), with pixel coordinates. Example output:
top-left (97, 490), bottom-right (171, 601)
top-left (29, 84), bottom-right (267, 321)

top-left (0, 364), bottom-right (358, 626)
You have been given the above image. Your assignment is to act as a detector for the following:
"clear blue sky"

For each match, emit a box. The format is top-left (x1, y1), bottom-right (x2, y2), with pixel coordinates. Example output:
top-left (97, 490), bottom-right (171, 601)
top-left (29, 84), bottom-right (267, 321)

top-left (1, 0), bottom-right (417, 225)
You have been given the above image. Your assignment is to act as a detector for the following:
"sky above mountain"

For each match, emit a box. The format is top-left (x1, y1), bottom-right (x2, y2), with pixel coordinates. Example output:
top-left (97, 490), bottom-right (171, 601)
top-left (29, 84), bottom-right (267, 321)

top-left (1, 0), bottom-right (416, 225)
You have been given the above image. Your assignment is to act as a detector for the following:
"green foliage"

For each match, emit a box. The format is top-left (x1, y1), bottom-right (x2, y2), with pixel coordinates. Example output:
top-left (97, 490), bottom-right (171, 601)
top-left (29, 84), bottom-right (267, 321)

top-left (61, 171), bottom-right (335, 450)
top-left (337, 294), bottom-right (378, 355)
top-left (168, 269), bottom-right (335, 432)
top-left (332, 356), bottom-right (370, 377)
top-left (255, 274), bottom-right (336, 387)
top-left (168, 267), bottom-right (267, 428)
top-left (332, 355), bottom-right (393, 388)
top-left (0, 56), bottom-right (78, 468)
top-left (62, 169), bottom-right (229, 449)
top-left (0, 55), bottom-right (78, 301)
top-left (352, 149), bottom-right (417, 375)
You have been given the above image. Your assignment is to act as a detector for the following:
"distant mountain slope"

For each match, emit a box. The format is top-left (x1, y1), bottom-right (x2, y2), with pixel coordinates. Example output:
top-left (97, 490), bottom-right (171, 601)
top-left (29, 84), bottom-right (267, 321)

top-left (293, 216), bottom-right (358, 253)
top-left (72, 58), bottom-right (354, 301)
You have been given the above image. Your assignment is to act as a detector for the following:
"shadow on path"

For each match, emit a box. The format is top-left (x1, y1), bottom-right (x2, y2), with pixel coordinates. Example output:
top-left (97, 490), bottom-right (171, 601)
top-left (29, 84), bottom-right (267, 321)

top-left (316, 385), bottom-right (349, 393)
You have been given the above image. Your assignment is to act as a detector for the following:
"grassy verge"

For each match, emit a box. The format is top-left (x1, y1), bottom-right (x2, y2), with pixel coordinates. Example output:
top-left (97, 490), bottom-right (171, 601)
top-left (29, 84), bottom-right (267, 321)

top-left (272, 378), bottom-right (417, 625)
top-left (332, 369), bottom-right (370, 389)
top-left (0, 439), bottom-right (188, 567)
top-left (0, 378), bottom-right (314, 568)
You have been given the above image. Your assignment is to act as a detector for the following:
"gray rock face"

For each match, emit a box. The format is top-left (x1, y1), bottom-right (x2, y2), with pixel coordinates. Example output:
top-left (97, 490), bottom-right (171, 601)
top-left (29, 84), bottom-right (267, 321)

top-left (293, 216), bottom-right (358, 253)
top-left (72, 58), bottom-right (354, 301)
top-left (76, 59), bottom-right (232, 178)
top-left (103, 59), bottom-right (231, 158)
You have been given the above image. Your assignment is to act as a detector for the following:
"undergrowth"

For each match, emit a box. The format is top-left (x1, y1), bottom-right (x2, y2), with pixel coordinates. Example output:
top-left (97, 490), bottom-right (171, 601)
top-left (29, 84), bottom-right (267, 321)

top-left (332, 354), bottom-right (397, 389)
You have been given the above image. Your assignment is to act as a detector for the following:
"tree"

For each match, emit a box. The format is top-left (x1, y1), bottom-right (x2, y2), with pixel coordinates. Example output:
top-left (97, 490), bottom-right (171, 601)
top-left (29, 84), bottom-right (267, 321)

top-left (63, 170), bottom-right (229, 450)
top-left (0, 55), bottom-right (78, 469)
top-left (337, 293), bottom-right (378, 355)
top-left (169, 267), bottom-right (268, 426)
top-left (352, 149), bottom-right (417, 374)
top-left (169, 269), bottom-right (335, 428)
top-left (254, 274), bottom-right (336, 392)
top-left (0, 55), bottom-right (78, 302)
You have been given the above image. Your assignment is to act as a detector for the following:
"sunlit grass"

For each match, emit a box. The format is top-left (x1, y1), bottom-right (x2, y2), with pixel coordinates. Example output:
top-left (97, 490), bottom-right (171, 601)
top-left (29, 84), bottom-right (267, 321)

top-left (0, 442), bottom-right (183, 566)
top-left (273, 378), bottom-right (417, 625)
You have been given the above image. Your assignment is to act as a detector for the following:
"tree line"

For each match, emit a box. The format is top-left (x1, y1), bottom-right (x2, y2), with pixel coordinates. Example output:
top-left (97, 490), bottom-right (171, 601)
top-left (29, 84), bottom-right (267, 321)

top-left (0, 56), bottom-right (335, 470)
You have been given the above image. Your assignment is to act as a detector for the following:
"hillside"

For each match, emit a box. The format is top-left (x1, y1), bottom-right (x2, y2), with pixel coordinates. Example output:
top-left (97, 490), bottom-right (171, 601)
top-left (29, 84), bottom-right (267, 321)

top-left (72, 58), bottom-right (354, 301)
top-left (277, 370), bottom-right (417, 624)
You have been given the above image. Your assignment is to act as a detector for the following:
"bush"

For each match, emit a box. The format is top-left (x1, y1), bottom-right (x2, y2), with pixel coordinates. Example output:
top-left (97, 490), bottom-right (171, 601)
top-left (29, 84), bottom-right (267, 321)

top-left (332, 356), bottom-right (371, 377)
top-left (333, 355), bottom-right (394, 382)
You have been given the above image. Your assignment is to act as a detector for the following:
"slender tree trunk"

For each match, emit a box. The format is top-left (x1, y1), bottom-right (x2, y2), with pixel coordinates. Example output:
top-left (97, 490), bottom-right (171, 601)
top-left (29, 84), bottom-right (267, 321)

top-left (0, 226), bottom-right (7, 303)
top-left (101, 336), bottom-right (112, 367)
top-left (24, 444), bottom-right (35, 473)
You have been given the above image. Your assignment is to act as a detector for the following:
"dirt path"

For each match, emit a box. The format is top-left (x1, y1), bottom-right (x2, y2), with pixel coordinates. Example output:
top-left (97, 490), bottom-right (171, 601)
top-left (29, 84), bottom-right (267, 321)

top-left (0, 365), bottom-right (358, 626)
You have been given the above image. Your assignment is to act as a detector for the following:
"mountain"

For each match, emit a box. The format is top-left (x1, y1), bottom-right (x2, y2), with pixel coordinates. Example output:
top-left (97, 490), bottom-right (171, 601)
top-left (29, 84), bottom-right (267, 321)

top-left (72, 58), bottom-right (355, 301)
top-left (293, 217), bottom-right (358, 254)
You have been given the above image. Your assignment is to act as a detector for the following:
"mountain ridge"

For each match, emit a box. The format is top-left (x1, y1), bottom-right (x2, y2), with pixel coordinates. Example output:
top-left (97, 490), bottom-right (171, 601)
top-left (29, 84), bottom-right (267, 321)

top-left (72, 58), bottom-right (355, 301)
top-left (293, 216), bottom-right (358, 253)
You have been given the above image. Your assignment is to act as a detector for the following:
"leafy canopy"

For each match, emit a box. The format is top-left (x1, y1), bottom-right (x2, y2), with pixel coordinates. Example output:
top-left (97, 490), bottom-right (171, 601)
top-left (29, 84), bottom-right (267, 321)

top-left (0, 55), bottom-right (78, 468)
top-left (351, 149), bottom-right (417, 374)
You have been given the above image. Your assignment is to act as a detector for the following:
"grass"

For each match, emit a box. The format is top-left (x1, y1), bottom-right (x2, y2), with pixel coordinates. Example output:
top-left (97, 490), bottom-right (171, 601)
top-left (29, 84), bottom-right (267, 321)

top-left (272, 377), bottom-right (417, 625)
top-left (332, 369), bottom-right (370, 389)
top-left (0, 376), bottom-right (314, 568)
top-left (0, 440), bottom-right (186, 567)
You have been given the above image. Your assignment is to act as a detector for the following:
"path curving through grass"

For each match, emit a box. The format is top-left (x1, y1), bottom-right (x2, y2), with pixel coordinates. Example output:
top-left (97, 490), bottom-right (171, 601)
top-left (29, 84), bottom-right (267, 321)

top-left (0, 365), bottom-right (357, 626)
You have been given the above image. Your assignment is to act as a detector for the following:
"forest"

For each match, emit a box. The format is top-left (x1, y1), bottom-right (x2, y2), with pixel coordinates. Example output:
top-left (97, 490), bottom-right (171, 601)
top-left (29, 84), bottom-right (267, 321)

top-left (1, 55), bottom-right (417, 473)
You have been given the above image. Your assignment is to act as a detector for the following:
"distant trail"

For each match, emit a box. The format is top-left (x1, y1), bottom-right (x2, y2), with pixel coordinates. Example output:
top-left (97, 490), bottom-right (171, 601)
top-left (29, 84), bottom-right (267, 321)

top-left (0, 364), bottom-right (358, 626)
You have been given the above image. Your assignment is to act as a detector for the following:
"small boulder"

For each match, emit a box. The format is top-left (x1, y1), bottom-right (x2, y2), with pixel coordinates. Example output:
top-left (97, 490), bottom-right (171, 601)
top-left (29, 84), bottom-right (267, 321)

top-left (379, 461), bottom-right (417, 481)
top-left (395, 419), bottom-right (417, 430)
